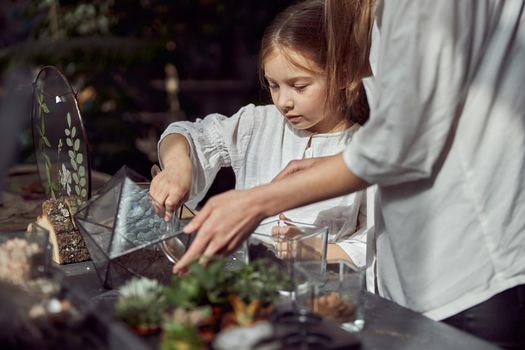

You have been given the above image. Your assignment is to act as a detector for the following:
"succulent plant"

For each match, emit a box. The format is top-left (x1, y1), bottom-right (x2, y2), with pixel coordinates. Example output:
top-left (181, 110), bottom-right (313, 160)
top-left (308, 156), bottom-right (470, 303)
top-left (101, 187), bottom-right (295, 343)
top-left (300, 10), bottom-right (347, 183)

top-left (230, 259), bottom-right (293, 304)
top-left (114, 277), bottom-right (166, 331)
top-left (160, 306), bottom-right (212, 350)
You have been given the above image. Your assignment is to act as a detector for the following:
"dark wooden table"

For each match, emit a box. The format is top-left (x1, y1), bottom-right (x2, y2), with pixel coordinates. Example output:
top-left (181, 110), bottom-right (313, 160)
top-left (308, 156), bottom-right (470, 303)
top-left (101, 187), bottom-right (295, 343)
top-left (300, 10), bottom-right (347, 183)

top-left (0, 165), bottom-right (112, 233)
top-left (0, 166), bottom-right (501, 349)
top-left (59, 261), bottom-right (499, 350)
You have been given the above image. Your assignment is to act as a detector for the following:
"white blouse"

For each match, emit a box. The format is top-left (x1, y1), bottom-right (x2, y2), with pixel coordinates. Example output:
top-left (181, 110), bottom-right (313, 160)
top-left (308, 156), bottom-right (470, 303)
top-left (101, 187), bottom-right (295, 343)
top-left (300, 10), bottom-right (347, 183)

top-left (160, 104), bottom-right (368, 266)
top-left (345, 0), bottom-right (525, 320)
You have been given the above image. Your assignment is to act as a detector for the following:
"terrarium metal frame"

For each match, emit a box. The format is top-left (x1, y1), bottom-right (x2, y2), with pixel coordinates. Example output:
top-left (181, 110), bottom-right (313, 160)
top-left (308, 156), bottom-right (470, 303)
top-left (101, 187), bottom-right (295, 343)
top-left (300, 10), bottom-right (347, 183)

top-left (75, 166), bottom-right (195, 289)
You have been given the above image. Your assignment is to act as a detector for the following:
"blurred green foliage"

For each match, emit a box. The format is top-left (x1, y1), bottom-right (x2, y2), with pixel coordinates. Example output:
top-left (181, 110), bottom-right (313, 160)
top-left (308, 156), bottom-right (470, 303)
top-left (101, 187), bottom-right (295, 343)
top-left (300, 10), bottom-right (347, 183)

top-left (1, 0), bottom-right (293, 177)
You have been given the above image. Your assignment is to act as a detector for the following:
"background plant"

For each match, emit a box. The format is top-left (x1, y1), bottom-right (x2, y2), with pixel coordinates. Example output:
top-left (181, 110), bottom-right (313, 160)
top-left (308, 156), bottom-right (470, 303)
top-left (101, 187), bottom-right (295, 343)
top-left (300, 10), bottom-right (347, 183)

top-left (35, 89), bottom-right (60, 197)
top-left (2, 0), bottom-right (294, 179)
top-left (63, 111), bottom-right (87, 203)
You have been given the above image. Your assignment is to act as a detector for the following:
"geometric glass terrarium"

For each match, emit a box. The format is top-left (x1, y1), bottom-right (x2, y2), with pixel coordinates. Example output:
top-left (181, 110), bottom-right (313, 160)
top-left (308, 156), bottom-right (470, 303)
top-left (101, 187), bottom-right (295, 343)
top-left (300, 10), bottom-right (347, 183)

top-left (294, 260), bottom-right (366, 332)
top-left (75, 166), bottom-right (195, 289)
top-left (0, 222), bottom-right (52, 285)
top-left (248, 219), bottom-right (328, 267)
top-left (31, 66), bottom-right (91, 206)
top-left (247, 219), bottom-right (329, 297)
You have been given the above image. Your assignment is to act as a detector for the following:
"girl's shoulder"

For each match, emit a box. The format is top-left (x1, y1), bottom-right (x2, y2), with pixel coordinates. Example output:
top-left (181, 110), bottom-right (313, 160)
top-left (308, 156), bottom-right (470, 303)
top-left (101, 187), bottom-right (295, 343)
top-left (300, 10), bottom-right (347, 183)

top-left (233, 103), bottom-right (285, 129)
top-left (235, 103), bottom-right (282, 120)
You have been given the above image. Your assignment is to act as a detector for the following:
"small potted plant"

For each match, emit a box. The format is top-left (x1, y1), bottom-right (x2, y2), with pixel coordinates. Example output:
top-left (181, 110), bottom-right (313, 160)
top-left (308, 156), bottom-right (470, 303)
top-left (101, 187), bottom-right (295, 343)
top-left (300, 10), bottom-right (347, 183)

top-left (160, 307), bottom-right (212, 350)
top-left (222, 259), bottom-right (292, 328)
top-left (114, 277), bottom-right (166, 334)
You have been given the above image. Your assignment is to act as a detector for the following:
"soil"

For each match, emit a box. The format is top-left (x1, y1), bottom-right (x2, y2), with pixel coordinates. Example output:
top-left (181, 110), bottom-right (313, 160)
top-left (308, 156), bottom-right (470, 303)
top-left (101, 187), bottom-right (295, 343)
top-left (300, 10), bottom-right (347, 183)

top-left (247, 242), bottom-right (287, 270)
top-left (313, 292), bottom-right (357, 324)
top-left (112, 246), bottom-right (173, 285)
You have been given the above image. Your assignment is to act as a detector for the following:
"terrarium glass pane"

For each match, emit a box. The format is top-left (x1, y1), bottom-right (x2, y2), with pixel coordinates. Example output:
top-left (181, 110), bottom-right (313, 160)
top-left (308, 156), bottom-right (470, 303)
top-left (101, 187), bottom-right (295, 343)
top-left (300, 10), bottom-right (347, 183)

top-left (294, 260), bottom-right (366, 332)
top-left (0, 223), bottom-right (51, 284)
top-left (111, 177), bottom-right (171, 258)
top-left (31, 66), bottom-right (91, 206)
top-left (247, 219), bottom-right (329, 297)
top-left (248, 219), bottom-right (328, 264)
top-left (75, 166), bottom-right (195, 289)
top-left (76, 219), bottom-right (113, 260)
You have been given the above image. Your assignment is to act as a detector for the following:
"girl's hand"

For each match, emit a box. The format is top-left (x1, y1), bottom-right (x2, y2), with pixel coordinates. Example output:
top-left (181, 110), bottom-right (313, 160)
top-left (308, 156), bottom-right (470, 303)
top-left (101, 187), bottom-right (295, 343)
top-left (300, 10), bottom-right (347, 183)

top-left (173, 189), bottom-right (266, 274)
top-left (272, 213), bottom-right (322, 260)
top-left (273, 213), bottom-right (301, 259)
top-left (272, 213), bottom-right (302, 240)
top-left (149, 161), bottom-right (192, 222)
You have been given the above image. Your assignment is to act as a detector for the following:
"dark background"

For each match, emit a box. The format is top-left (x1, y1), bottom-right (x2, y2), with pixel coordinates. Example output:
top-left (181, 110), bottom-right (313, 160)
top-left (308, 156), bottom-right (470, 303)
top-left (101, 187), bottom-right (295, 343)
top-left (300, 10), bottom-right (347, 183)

top-left (0, 0), bottom-right (295, 200)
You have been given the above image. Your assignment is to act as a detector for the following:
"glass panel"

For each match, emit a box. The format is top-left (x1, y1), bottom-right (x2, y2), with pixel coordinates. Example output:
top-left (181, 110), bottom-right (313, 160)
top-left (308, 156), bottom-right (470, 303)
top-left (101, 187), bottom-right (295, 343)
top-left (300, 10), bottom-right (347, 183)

top-left (31, 66), bottom-right (91, 206)
top-left (74, 165), bottom-right (195, 288)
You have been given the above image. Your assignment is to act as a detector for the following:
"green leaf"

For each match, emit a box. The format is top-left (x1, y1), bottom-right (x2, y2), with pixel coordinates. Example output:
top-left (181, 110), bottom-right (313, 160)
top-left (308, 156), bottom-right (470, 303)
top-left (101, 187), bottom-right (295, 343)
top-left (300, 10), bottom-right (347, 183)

top-left (72, 173), bottom-right (79, 184)
top-left (80, 177), bottom-right (86, 187)
top-left (67, 112), bottom-right (72, 128)
top-left (78, 165), bottom-right (85, 176)
top-left (70, 158), bottom-right (78, 171)
top-left (75, 185), bottom-right (81, 195)
top-left (65, 128), bottom-right (70, 136)
top-left (81, 189), bottom-right (87, 198)
top-left (57, 139), bottom-right (63, 154)
top-left (44, 162), bottom-right (51, 179)
top-left (42, 136), bottom-right (51, 147)
top-left (36, 125), bottom-right (44, 137)
top-left (45, 165), bottom-right (52, 196)
top-left (72, 126), bottom-right (77, 138)
top-left (68, 150), bottom-right (75, 160)
top-left (51, 181), bottom-right (60, 191)
top-left (43, 152), bottom-right (51, 165)
top-left (42, 103), bottom-right (49, 114)
top-left (74, 139), bottom-right (80, 151)
top-left (76, 153), bottom-right (83, 164)
top-left (66, 138), bottom-right (73, 147)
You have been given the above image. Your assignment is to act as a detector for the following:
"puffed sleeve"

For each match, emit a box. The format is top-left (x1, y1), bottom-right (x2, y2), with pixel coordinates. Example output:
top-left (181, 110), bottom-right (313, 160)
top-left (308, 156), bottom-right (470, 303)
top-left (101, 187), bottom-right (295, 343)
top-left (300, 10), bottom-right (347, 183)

top-left (158, 104), bottom-right (256, 207)
top-left (344, 0), bottom-right (477, 185)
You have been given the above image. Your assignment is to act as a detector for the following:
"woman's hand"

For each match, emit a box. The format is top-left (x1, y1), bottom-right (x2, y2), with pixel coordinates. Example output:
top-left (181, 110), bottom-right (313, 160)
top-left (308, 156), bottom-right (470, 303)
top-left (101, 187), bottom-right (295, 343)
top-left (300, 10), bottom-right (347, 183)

top-left (174, 153), bottom-right (368, 273)
top-left (272, 156), bottom-right (331, 182)
top-left (173, 189), bottom-right (267, 274)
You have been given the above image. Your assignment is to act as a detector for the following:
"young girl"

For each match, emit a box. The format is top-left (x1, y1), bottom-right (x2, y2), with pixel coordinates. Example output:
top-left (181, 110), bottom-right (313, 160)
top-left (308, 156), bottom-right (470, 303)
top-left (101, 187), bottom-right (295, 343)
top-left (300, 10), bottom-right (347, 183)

top-left (149, 0), bottom-right (373, 266)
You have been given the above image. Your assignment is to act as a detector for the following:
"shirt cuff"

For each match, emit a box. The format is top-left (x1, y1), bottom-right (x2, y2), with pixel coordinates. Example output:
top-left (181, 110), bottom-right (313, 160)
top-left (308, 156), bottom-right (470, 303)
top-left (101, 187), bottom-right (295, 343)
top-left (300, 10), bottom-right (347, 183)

top-left (335, 240), bottom-right (367, 268)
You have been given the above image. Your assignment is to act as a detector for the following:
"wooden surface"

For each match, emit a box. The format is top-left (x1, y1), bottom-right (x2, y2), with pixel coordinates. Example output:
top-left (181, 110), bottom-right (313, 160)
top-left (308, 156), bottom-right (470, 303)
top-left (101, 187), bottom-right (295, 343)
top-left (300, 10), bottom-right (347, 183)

top-left (60, 261), bottom-right (499, 350)
top-left (0, 165), bottom-right (111, 232)
top-left (1, 165), bottom-right (500, 349)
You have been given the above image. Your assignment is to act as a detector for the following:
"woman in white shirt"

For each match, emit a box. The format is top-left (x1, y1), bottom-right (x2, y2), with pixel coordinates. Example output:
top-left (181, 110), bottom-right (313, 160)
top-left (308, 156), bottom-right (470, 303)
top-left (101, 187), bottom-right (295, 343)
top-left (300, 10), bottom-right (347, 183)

top-left (150, 0), bottom-right (374, 266)
top-left (175, 0), bottom-right (525, 348)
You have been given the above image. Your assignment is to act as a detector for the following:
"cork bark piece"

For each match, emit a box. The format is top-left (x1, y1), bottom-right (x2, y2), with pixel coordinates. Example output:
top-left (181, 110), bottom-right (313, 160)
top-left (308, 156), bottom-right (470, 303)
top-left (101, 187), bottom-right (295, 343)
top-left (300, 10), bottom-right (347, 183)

top-left (36, 198), bottom-right (90, 264)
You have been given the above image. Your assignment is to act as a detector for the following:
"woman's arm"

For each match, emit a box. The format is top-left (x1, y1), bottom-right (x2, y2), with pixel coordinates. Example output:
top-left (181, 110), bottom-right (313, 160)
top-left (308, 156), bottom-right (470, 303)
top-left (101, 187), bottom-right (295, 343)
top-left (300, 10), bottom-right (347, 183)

top-left (174, 153), bottom-right (369, 272)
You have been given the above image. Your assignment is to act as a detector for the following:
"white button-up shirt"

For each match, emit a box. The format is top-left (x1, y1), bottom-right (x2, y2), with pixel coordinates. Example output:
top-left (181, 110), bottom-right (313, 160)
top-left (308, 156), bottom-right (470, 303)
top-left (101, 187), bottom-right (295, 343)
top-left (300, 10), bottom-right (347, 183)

top-left (160, 104), bottom-right (368, 266)
top-left (345, 0), bottom-right (525, 320)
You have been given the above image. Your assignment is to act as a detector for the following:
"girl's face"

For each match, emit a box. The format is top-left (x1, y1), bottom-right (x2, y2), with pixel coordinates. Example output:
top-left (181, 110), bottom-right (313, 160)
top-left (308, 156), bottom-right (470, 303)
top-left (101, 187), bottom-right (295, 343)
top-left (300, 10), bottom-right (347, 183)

top-left (264, 49), bottom-right (346, 133)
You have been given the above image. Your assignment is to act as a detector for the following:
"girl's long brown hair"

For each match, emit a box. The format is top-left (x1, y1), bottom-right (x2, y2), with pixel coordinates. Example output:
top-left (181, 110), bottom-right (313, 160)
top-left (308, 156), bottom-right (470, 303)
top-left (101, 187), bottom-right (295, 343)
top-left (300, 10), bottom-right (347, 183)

top-left (259, 1), bottom-right (326, 82)
top-left (259, 0), bottom-right (374, 125)
top-left (325, 0), bottom-right (375, 125)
